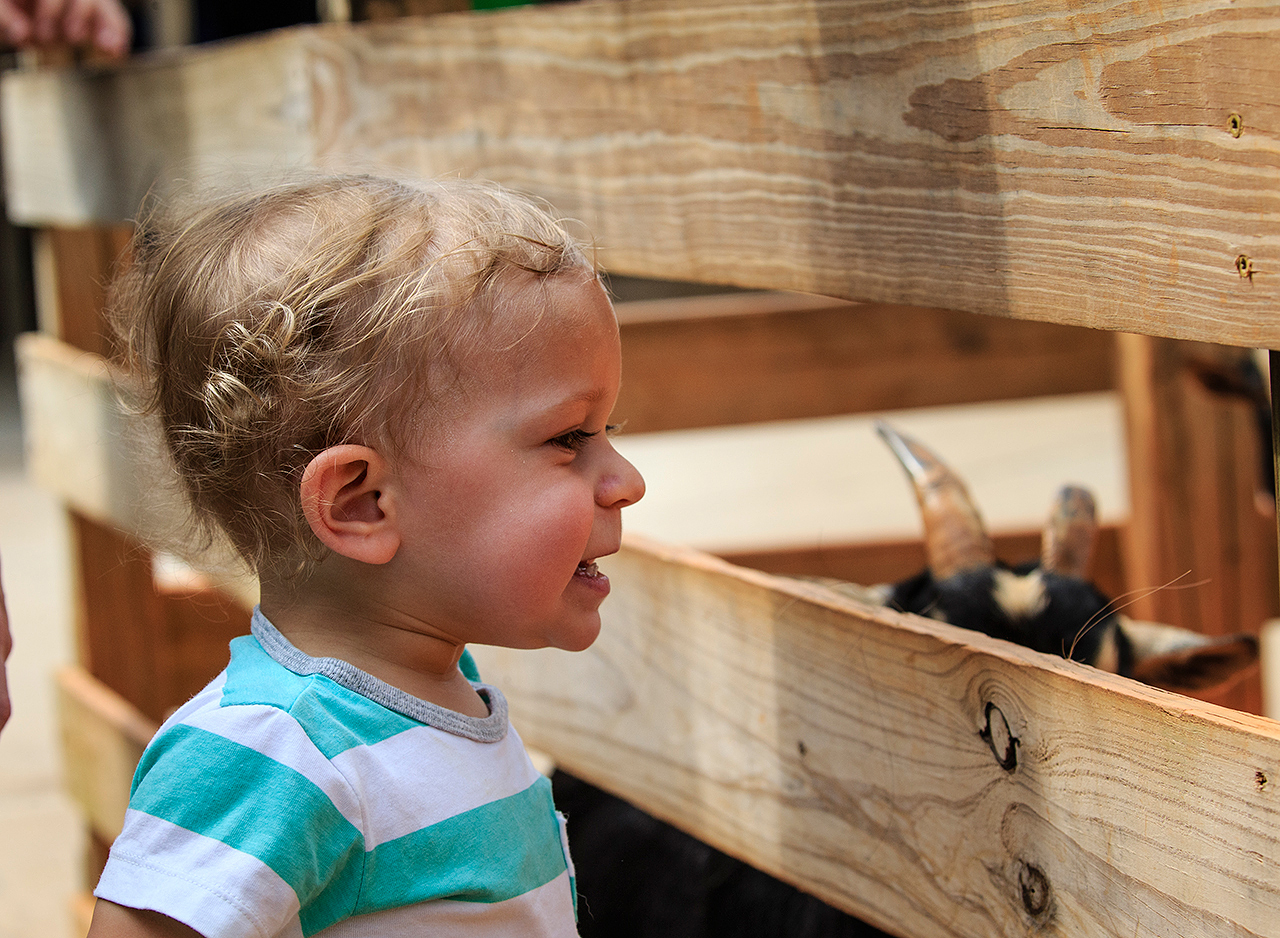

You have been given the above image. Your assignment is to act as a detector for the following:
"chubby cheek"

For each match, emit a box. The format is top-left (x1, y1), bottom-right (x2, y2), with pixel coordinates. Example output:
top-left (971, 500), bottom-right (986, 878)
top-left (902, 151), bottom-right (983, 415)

top-left (496, 491), bottom-right (596, 593)
top-left (465, 508), bottom-right (602, 650)
top-left (404, 455), bottom-right (603, 645)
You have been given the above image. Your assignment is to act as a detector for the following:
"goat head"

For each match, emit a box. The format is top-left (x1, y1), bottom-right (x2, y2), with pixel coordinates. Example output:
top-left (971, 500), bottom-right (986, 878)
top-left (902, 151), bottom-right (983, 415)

top-left (845, 422), bottom-right (1259, 694)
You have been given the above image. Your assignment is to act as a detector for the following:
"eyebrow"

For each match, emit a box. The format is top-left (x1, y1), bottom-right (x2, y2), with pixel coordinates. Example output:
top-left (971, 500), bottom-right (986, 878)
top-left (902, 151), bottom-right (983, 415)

top-left (528, 388), bottom-right (608, 428)
top-left (562, 387), bottom-right (608, 406)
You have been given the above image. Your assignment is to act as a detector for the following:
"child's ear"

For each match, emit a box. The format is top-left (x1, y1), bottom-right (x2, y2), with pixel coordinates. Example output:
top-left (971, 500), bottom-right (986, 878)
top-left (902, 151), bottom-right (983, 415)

top-left (300, 445), bottom-right (400, 565)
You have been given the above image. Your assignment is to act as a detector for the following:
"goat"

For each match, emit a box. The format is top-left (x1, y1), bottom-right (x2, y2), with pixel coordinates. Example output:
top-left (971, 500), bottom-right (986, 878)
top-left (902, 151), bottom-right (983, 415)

top-left (847, 422), bottom-right (1259, 692)
top-left (559, 422), bottom-right (1260, 938)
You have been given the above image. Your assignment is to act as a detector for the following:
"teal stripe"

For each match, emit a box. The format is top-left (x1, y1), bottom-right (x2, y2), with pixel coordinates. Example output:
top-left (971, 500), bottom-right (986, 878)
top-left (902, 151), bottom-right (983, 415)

top-left (284, 686), bottom-right (420, 759)
top-left (459, 649), bottom-right (481, 683)
top-left (352, 774), bottom-right (567, 917)
top-left (220, 636), bottom-right (420, 757)
top-left (130, 723), bottom-right (364, 923)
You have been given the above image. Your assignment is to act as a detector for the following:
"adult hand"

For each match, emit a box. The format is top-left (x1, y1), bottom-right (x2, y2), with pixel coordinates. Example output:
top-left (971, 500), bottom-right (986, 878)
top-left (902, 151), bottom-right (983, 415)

top-left (0, 557), bottom-right (10, 732)
top-left (0, 0), bottom-right (131, 58)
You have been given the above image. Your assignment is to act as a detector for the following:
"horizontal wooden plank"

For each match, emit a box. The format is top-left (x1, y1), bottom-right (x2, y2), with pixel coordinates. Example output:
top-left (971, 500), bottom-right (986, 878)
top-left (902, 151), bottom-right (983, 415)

top-left (0, 34), bottom-right (310, 226)
top-left (720, 523), bottom-right (1129, 603)
top-left (56, 665), bottom-right (158, 843)
top-left (614, 295), bottom-right (1116, 433)
top-left (14, 332), bottom-right (259, 609)
top-left (4, 0), bottom-right (1278, 345)
top-left (472, 535), bottom-right (1280, 937)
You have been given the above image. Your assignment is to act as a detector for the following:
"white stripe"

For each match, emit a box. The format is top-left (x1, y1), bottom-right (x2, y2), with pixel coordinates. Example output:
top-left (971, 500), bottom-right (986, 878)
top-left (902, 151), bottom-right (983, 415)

top-left (315, 870), bottom-right (578, 938)
top-left (97, 810), bottom-right (302, 938)
top-left (151, 671), bottom-right (227, 737)
top-left (181, 702), bottom-right (364, 831)
top-left (331, 724), bottom-right (542, 848)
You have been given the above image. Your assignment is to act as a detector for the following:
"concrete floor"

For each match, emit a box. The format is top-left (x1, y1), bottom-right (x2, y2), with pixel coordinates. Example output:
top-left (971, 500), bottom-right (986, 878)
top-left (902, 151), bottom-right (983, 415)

top-left (0, 354), bottom-right (82, 938)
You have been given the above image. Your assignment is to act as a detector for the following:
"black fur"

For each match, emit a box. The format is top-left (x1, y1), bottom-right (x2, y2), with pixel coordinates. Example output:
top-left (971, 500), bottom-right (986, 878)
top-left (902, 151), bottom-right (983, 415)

top-left (887, 562), bottom-right (1134, 674)
top-left (553, 771), bottom-right (894, 938)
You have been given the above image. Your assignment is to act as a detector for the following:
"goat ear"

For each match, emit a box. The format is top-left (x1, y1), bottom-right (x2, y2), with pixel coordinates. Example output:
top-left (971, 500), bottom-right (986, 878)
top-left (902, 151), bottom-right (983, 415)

top-left (1040, 486), bottom-right (1096, 579)
top-left (1121, 616), bottom-right (1260, 693)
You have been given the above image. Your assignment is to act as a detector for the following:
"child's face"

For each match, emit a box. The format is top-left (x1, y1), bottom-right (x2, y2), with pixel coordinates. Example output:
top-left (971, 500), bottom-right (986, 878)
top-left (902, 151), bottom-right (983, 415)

top-left (388, 271), bottom-right (645, 653)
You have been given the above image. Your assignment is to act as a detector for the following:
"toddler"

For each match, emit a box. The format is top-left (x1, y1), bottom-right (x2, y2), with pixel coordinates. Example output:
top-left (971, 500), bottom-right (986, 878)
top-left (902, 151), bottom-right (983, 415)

top-left (87, 175), bottom-right (645, 938)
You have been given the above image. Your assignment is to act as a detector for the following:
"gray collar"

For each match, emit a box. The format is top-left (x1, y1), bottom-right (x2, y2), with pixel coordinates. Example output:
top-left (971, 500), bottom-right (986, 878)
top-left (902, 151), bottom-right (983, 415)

top-left (251, 607), bottom-right (508, 743)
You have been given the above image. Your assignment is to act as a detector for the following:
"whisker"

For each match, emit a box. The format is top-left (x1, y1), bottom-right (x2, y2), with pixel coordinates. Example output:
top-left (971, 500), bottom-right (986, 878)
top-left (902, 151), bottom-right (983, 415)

top-left (1064, 571), bottom-right (1209, 660)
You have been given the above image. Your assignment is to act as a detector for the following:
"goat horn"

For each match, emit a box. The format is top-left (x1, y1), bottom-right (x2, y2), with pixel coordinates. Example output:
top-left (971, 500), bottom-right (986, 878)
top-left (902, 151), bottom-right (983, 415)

top-left (875, 421), bottom-right (993, 580)
top-left (1041, 485), bottom-right (1097, 579)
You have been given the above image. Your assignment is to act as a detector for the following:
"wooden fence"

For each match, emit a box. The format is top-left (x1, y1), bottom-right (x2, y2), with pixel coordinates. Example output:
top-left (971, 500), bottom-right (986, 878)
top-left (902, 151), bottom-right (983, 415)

top-left (5, 2), bottom-right (1280, 935)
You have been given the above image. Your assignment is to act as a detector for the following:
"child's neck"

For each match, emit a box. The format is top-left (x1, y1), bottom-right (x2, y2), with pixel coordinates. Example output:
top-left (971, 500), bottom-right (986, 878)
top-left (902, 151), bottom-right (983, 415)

top-left (258, 579), bottom-right (490, 719)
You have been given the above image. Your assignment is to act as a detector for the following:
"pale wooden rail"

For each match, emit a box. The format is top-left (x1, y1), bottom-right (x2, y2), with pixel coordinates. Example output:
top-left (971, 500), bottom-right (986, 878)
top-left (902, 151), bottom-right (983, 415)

top-left (56, 666), bottom-right (157, 844)
top-left (3, 0), bottom-right (1278, 346)
top-left (476, 538), bottom-right (1280, 938)
top-left (15, 333), bottom-right (258, 608)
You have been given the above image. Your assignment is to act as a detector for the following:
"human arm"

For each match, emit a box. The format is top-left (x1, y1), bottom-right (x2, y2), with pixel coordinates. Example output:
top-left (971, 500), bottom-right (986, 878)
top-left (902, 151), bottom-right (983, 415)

top-left (0, 0), bottom-right (130, 57)
top-left (87, 900), bottom-right (204, 938)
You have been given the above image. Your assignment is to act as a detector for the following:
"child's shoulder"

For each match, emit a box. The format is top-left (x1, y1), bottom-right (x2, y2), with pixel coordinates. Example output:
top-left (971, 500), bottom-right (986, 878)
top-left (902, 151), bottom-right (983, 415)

top-left (207, 632), bottom-right (427, 759)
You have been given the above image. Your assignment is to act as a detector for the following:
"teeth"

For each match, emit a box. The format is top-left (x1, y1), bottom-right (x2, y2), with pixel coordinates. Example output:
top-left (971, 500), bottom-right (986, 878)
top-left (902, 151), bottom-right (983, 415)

top-left (577, 561), bottom-right (599, 576)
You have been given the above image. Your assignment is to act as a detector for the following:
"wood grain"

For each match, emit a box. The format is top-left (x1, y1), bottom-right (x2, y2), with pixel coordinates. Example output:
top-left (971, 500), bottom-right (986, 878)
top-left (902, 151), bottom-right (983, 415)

top-left (614, 295), bottom-right (1115, 433)
top-left (473, 535), bottom-right (1280, 937)
top-left (1117, 334), bottom-right (1278, 713)
top-left (3, 0), bottom-right (1278, 345)
top-left (21, 332), bottom-right (1280, 933)
top-left (44, 225), bottom-right (131, 357)
top-left (72, 514), bottom-right (251, 723)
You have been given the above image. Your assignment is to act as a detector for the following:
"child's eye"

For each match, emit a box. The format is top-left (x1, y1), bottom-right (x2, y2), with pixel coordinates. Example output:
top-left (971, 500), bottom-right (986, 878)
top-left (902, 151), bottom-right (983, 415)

top-left (549, 428), bottom-right (597, 453)
top-left (548, 425), bottom-right (621, 453)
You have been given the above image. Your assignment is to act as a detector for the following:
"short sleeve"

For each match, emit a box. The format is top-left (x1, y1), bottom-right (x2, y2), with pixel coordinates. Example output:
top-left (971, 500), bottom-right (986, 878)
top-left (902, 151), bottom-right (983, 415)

top-left (96, 703), bottom-right (366, 938)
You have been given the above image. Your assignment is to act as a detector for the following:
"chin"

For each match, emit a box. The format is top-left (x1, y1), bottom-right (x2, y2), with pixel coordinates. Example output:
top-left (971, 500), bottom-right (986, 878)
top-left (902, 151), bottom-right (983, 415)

top-left (552, 616), bottom-right (602, 653)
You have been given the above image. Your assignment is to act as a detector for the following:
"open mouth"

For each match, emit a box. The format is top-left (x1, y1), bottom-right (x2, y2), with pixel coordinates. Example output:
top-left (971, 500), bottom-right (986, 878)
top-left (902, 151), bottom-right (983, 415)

top-left (572, 558), bottom-right (611, 597)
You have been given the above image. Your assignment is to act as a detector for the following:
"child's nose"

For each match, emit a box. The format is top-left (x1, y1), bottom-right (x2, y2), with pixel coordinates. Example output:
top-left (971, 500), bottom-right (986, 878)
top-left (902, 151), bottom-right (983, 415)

top-left (598, 449), bottom-right (645, 509)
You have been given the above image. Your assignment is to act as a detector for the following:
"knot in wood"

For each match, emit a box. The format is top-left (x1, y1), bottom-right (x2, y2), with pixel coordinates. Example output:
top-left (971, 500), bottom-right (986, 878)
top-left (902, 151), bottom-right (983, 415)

top-left (980, 702), bottom-right (1019, 771)
top-left (1018, 862), bottom-right (1052, 919)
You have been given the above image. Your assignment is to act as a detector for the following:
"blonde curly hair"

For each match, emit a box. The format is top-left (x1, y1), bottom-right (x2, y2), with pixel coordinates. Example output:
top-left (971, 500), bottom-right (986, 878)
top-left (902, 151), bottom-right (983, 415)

top-left (110, 174), bottom-right (594, 578)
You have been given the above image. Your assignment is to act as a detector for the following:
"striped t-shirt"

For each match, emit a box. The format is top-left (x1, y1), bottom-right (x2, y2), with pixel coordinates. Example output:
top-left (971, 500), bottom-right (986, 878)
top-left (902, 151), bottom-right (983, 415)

top-left (95, 609), bottom-right (578, 938)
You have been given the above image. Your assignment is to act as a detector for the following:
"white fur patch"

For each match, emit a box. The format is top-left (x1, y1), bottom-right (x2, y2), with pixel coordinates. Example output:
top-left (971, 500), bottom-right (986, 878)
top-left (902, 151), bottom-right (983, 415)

top-left (1120, 616), bottom-right (1211, 657)
top-left (1091, 625), bottom-right (1122, 673)
top-left (993, 568), bottom-right (1047, 621)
